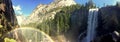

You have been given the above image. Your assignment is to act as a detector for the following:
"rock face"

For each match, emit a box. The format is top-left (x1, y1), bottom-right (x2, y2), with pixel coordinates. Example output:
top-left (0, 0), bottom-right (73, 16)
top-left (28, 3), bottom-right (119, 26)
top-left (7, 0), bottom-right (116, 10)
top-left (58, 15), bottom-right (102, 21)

top-left (0, 0), bottom-right (18, 40)
top-left (91, 5), bottom-right (120, 41)
top-left (23, 0), bottom-right (76, 25)
top-left (66, 7), bottom-right (88, 42)
top-left (0, 0), bottom-right (18, 26)
top-left (97, 6), bottom-right (120, 36)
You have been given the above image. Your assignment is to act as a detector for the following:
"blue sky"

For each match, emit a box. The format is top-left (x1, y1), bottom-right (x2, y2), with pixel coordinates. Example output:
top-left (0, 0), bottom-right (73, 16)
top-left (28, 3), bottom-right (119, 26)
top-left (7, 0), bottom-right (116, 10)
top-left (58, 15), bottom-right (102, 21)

top-left (12, 0), bottom-right (120, 16)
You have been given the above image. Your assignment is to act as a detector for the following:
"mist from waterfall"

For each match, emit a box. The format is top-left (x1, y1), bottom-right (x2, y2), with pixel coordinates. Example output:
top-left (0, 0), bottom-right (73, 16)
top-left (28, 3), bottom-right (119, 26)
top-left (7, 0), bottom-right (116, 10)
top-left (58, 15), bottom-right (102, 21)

top-left (86, 8), bottom-right (99, 42)
top-left (5, 27), bottom-right (54, 42)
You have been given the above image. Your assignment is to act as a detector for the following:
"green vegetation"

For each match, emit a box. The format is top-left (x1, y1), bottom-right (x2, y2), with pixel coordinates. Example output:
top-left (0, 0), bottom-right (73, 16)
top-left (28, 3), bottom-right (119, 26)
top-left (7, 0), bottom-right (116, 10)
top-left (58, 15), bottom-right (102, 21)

top-left (24, 4), bottom-right (96, 37)
top-left (36, 4), bottom-right (81, 36)
top-left (85, 0), bottom-right (96, 9)
top-left (0, 14), bottom-right (15, 39)
top-left (4, 38), bottom-right (16, 42)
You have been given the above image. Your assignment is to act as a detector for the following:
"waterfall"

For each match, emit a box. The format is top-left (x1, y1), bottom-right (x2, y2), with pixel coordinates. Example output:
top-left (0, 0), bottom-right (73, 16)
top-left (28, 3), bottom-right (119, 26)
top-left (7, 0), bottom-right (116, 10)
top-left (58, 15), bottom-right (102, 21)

top-left (78, 8), bottom-right (99, 42)
top-left (86, 8), bottom-right (98, 42)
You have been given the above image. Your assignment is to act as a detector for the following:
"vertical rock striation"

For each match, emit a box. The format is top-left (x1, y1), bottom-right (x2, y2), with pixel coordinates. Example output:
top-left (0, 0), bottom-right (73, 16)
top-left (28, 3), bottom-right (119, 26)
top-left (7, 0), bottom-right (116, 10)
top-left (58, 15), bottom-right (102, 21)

top-left (0, 0), bottom-right (18, 41)
top-left (23, 0), bottom-right (76, 25)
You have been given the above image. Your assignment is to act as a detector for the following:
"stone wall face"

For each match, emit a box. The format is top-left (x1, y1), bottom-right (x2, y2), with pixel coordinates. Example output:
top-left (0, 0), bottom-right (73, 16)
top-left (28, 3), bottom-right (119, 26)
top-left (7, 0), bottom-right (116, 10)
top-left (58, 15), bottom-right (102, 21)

top-left (2, 0), bottom-right (18, 26)
top-left (0, 0), bottom-right (18, 40)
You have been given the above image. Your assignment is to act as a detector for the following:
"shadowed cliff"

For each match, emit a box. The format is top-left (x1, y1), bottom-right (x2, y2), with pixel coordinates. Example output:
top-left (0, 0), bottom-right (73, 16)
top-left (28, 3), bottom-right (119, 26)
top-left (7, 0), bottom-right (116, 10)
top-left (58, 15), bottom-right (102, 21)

top-left (0, 0), bottom-right (18, 41)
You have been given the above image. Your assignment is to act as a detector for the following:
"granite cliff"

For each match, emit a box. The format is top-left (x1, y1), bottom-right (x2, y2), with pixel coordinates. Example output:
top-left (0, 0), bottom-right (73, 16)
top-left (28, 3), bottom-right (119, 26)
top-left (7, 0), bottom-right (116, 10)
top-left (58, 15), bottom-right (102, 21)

top-left (0, 0), bottom-right (18, 41)
top-left (22, 0), bottom-right (76, 25)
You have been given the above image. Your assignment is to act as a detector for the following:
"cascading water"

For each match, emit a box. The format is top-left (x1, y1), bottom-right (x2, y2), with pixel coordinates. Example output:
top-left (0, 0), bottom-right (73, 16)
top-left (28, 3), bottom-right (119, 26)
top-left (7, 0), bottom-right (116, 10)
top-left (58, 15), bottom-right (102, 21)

top-left (86, 8), bottom-right (98, 42)
top-left (79, 8), bottom-right (99, 42)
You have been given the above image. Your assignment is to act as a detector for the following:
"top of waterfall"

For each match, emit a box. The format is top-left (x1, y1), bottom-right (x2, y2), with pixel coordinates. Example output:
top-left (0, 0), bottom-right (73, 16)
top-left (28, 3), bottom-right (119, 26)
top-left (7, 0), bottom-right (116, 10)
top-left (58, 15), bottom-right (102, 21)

top-left (89, 8), bottom-right (99, 11)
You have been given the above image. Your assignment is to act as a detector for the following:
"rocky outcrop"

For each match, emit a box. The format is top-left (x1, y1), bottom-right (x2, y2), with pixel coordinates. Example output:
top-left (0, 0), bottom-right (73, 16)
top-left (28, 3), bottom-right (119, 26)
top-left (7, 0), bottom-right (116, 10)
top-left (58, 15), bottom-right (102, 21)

top-left (23, 0), bottom-right (76, 25)
top-left (66, 7), bottom-right (88, 42)
top-left (0, 0), bottom-right (18, 41)
top-left (0, 0), bottom-right (18, 26)
top-left (97, 6), bottom-right (120, 36)
top-left (92, 5), bottom-right (120, 42)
